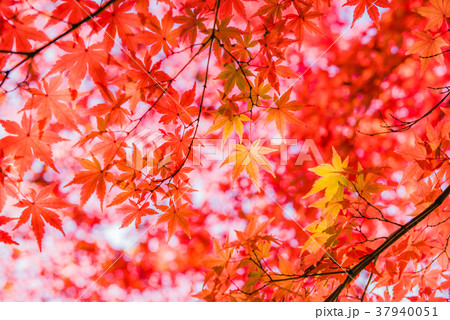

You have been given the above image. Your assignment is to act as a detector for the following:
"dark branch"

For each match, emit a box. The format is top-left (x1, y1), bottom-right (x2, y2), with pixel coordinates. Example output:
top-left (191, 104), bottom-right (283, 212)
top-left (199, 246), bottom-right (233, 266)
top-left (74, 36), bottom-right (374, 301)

top-left (325, 184), bottom-right (450, 302)
top-left (359, 91), bottom-right (450, 136)
top-left (420, 49), bottom-right (450, 59)
top-left (0, 0), bottom-right (118, 87)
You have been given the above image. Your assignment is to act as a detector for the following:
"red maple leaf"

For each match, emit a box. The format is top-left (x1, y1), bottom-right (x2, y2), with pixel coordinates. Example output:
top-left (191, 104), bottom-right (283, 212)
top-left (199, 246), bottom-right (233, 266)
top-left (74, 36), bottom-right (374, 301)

top-left (13, 184), bottom-right (69, 251)
top-left (96, 1), bottom-right (141, 52)
top-left (0, 114), bottom-right (66, 175)
top-left (0, 216), bottom-right (18, 245)
top-left (49, 38), bottom-right (108, 88)
top-left (119, 200), bottom-right (158, 229)
top-left (24, 76), bottom-right (79, 131)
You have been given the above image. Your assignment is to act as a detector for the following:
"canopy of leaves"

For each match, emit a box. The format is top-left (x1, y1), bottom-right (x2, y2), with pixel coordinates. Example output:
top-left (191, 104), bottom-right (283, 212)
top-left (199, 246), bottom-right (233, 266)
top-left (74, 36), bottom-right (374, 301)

top-left (0, 0), bottom-right (449, 303)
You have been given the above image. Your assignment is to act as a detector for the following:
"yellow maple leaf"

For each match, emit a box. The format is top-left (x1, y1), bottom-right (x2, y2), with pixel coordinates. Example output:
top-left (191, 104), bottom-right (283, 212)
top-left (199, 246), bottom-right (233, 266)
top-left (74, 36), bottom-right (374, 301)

top-left (301, 216), bottom-right (335, 254)
top-left (406, 31), bottom-right (448, 76)
top-left (303, 147), bottom-right (349, 201)
top-left (310, 197), bottom-right (343, 221)
top-left (205, 113), bottom-right (250, 144)
top-left (416, 0), bottom-right (450, 30)
top-left (221, 139), bottom-right (276, 191)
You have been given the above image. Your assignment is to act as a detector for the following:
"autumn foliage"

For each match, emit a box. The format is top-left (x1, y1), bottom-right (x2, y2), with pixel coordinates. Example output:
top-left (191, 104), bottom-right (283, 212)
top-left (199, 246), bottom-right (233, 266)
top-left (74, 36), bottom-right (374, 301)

top-left (1, 0), bottom-right (450, 302)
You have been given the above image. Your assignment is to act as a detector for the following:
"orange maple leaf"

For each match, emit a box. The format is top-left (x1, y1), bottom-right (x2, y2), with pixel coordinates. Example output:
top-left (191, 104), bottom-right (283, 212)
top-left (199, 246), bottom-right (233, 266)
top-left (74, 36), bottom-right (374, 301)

top-left (202, 237), bottom-right (234, 268)
top-left (234, 217), bottom-right (278, 248)
top-left (0, 114), bottom-right (66, 175)
top-left (416, 0), bottom-right (450, 30)
top-left (254, 0), bottom-right (287, 20)
top-left (0, 151), bottom-right (15, 213)
top-left (156, 202), bottom-right (197, 240)
top-left (13, 184), bottom-right (69, 251)
top-left (108, 182), bottom-right (142, 207)
top-left (264, 88), bottom-right (305, 138)
top-left (219, 0), bottom-right (246, 19)
top-left (65, 155), bottom-right (114, 208)
top-left (406, 31), bottom-right (448, 76)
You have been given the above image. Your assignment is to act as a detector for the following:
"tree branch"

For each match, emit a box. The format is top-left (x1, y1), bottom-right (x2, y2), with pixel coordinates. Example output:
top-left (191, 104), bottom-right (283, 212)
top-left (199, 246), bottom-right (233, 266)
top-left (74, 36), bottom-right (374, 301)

top-left (0, 0), bottom-right (118, 87)
top-left (359, 91), bottom-right (450, 136)
top-left (325, 184), bottom-right (450, 302)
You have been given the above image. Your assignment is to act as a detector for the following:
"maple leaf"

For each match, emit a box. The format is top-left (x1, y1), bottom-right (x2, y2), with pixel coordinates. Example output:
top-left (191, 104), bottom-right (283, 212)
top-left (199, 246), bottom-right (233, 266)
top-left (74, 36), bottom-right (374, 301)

top-left (87, 92), bottom-right (131, 128)
top-left (0, 151), bottom-right (16, 213)
top-left (285, 2), bottom-right (323, 48)
top-left (114, 144), bottom-right (147, 184)
top-left (234, 217), bottom-right (279, 249)
top-left (416, 0), bottom-right (450, 30)
top-left (350, 163), bottom-right (388, 198)
top-left (202, 237), bottom-right (234, 268)
top-left (46, 0), bottom-right (98, 26)
top-left (207, 17), bottom-right (241, 47)
top-left (155, 202), bottom-right (197, 240)
top-left (256, 58), bottom-right (298, 93)
top-left (65, 155), bottom-right (114, 208)
top-left (219, 0), bottom-right (246, 19)
top-left (156, 84), bottom-right (197, 125)
top-left (257, 28), bottom-right (294, 60)
top-left (174, 8), bottom-right (207, 46)
top-left (303, 147), bottom-right (349, 201)
top-left (0, 13), bottom-right (49, 51)
top-left (108, 182), bottom-right (142, 207)
top-left (118, 200), bottom-right (158, 229)
top-left (0, 179), bottom-right (15, 214)
top-left (49, 38), bottom-right (108, 88)
top-left (96, 1), bottom-right (140, 52)
top-left (217, 63), bottom-right (254, 94)
top-left (91, 131), bottom-right (128, 165)
top-left (302, 215), bottom-right (338, 254)
top-left (221, 139), bottom-right (276, 191)
top-left (117, 54), bottom-right (171, 103)
top-left (406, 31), bottom-right (448, 76)
top-left (165, 182), bottom-right (197, 204)
top-left (264, 88), bottom-right (305, 137)
top-left (0, 216), bottom-right (18, 245)
top-left (0, 114), bottom-right (66, 175)
top-left (160, 127), bottom-right (198, 163)
top-left (23, 76), bottom-right (79, 131)
top-left (13, 184), bottom-right (69, 251)
top-left (344, 0), bottom-right (391, 30)
top-left (254, 0), bottom-right (287, 20)
top-left (231, 28), bottom-right (257, 61)
top-left (241, 75), bottom-right (271, 109)
top-left (139, 12), bottom-right (179, 56)
top-left (205, 113), bottom-right (250, 144)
